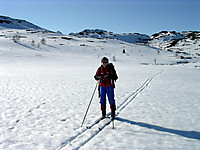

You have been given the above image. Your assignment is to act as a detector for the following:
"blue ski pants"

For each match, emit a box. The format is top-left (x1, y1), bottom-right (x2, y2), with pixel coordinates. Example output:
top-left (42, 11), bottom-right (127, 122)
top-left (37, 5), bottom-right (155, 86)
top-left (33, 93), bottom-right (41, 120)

top-left (100, 86), bottom-right (115, 106)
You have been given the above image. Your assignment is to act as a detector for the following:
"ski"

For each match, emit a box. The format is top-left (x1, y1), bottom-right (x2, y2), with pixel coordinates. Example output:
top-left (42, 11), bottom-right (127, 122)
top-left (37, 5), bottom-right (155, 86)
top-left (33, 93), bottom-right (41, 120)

top-left (85, 118), bottom-right (102, 129)
top-left (84, 112), bottom-right (115, 130)
top-left (85, 114), bottom-right (109, 129)
top-left (98, 117), bottom-right (115, 131)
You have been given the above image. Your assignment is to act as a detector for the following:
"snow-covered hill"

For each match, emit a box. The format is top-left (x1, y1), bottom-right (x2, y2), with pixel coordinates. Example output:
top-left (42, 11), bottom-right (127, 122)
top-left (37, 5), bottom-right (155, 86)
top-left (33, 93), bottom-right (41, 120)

top-left (148, 31), bottom-right (200, 59)
top-left (70, 29), bottom-right (150, 43)
top-left (0, 17), bottom-right (200, 150)
top-left (0, 15), bottom-right (50, 31)
top-left (70, 29), bottom-right (200, 61)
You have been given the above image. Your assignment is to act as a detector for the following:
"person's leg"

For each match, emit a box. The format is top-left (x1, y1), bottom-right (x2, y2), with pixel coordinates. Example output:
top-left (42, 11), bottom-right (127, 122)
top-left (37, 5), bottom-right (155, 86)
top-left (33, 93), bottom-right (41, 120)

top-left (106, 86), bottom-right (116, 117)
top-left (100, 86), bottom-right (107, 118)
top-left (106, 86), bottom-right (115, 106)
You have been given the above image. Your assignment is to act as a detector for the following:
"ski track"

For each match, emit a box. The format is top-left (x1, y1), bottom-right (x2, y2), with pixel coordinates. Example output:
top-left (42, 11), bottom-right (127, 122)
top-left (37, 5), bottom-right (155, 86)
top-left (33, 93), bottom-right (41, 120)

top-left (59, 70), bottom-right (164, 150)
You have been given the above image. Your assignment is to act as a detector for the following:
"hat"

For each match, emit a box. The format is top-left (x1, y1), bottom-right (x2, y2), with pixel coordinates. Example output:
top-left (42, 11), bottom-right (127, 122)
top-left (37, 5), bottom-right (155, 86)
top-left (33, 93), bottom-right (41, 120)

top-left (101, 57), bottom-right (109, 63)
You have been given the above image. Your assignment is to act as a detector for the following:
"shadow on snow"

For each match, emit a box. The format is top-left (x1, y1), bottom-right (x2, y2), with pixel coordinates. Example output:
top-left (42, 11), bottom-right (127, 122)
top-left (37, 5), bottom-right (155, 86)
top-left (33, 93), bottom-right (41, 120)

top-left (116, 117), bottom-right (200, 140)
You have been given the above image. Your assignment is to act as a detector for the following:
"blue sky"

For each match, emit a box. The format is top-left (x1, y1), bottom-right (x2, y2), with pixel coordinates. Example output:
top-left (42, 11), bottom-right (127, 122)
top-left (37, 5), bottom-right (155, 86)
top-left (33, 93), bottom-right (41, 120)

top-left (0, 0), bottom-right (199, 35)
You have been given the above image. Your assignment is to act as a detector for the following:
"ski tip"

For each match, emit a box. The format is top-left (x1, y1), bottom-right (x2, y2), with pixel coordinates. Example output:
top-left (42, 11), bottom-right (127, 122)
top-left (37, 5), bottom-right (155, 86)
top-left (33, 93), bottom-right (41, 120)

top-left (86, 126), bottom-right (91, 129)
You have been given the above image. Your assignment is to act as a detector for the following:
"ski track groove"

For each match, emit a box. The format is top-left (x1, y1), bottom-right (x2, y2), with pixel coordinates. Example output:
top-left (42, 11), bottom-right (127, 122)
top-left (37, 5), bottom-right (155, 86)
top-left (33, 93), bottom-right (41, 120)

top-left (59, 70), bottom-right (164, 150)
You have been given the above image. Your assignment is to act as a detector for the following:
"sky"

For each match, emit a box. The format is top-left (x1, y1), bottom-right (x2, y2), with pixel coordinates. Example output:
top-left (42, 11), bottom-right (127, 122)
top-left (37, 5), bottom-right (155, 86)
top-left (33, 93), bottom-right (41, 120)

top-left (0, 0), bottom-right (200, 35)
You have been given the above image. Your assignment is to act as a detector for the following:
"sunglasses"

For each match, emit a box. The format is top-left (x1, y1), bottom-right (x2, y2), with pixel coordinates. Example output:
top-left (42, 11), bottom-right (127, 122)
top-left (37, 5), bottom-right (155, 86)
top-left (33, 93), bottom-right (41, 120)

top-left (102, 61), bottom-right (108, 64)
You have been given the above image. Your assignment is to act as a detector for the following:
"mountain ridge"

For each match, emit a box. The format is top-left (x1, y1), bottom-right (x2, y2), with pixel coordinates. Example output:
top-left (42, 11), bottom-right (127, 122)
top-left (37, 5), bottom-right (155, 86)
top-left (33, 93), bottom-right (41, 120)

top-left (0, 15), bottom-right (199, 57)
top-left (0, 15), bottom-right (49, 31)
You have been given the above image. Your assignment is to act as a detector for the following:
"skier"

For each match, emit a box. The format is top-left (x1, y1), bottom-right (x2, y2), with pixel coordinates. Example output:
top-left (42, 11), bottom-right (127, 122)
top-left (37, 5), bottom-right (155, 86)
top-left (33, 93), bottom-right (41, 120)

top-left (94, 57), bottom-right (118, 120)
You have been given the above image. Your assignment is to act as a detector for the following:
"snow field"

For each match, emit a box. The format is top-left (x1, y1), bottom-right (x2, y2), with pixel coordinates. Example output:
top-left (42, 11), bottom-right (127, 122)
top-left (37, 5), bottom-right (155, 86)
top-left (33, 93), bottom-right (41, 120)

top-left (81, 66), bottom-right (200, 150)
top-left (0, 29), bottom-right (200, 150)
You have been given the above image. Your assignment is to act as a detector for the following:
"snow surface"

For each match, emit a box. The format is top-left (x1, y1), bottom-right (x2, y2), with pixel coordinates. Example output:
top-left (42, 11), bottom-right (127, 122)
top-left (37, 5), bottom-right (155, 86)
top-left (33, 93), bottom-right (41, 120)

top-left (0, 29), bottom-right (200, 150)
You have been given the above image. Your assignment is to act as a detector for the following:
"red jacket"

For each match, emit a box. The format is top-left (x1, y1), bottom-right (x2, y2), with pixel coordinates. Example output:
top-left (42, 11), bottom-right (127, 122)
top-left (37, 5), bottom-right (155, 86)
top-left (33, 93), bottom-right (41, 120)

top-left (95, 65), bottom-right (114, 87)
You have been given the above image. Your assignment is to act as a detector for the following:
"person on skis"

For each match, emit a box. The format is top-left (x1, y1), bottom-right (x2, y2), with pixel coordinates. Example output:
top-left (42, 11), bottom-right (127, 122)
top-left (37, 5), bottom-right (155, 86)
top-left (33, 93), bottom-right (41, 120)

top-left (94, 57), bottom-right (118, 120)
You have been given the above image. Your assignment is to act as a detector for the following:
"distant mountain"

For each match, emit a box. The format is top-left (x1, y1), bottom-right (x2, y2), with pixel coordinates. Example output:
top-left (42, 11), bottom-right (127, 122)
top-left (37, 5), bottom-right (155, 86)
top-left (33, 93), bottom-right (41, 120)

top-left (150, 31), bottom-right (186, 41)
top-left (148, 30), bottom-right (200, 57)
top-left (1, 15), bottom-right (199, 57)
top-left (0, 15), bottom-right (49, 31)
top-left (70, 29), bottom-right (200, 57)
top-left (69, 29), bottom-right (150, 43)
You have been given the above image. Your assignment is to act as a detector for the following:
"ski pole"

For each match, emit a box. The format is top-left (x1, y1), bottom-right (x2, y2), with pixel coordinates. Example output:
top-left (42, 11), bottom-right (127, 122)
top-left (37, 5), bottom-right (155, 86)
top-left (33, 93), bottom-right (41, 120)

top-left (110, 86), bottom-right (115, 129)
top-left (81, 81), bottom-right (99, 127)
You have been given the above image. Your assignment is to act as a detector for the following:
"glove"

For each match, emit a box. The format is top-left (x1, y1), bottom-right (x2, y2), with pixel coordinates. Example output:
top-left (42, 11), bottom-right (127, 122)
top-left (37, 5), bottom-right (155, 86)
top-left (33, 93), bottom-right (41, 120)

top-left (94, 75), bottom-right (102, 80)
top-left (104, 74), bottom-right (111, 79)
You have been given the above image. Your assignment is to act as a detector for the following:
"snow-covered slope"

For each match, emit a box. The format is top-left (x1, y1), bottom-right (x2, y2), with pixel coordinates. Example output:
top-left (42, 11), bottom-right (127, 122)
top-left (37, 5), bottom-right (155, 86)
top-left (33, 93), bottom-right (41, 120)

top-left (1, 28), bottom-right (200, 150)
top-left (70, 29), bottom-right (150, 43)
top-left (0, 15), bottom-right (49, 31)
top-left (150, 31), bottom-right (186, 41)
top-left (148, 31), bottom-right (200, 59)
